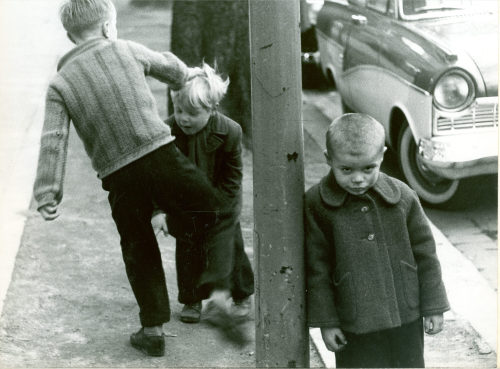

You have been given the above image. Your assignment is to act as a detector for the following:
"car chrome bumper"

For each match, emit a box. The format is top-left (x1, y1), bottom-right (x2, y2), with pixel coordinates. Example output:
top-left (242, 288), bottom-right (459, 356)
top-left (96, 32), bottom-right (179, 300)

top-left (434, 96), bottom-right (498, 134)
top-left (419, 131), bottom-right (498, 180)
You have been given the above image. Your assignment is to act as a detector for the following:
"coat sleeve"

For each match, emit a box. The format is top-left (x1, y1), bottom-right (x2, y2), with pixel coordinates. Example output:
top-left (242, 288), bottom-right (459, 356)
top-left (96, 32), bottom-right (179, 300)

top-left (215, 124), bottom-right (242, 199)
top-left (33, 85), bottom-right (71, 210)
top-left (406, 191), bottom-right (450, 316)
top-left (305, 192), bottom-right (340, 327)
top-left (128, 41), bottom-right (189, 91)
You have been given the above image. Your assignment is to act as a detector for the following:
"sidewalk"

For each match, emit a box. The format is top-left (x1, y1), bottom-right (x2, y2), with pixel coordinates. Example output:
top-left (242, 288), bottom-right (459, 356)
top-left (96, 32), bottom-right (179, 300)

top-left (0, 0), bottom-right (72, 316)
top-left (0, 0), bottom-right (497, 367)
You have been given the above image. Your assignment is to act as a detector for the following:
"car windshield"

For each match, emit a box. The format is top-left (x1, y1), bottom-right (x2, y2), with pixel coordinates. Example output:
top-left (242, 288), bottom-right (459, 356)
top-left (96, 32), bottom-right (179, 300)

top-left (400, 0), bottom-right (494, 19)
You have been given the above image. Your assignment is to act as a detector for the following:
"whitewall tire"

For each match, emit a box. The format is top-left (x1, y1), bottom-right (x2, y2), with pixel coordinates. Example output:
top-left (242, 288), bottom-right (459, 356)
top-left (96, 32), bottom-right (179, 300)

top-left (398, 124), bottom-right (460, 206)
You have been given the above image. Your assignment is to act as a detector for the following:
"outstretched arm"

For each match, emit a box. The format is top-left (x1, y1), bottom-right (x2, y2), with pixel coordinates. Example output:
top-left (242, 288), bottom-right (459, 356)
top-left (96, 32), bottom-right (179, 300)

top-left (128, 41), bottom-right (191, 91)
top-left (34, 85), bottom-right (70, 219)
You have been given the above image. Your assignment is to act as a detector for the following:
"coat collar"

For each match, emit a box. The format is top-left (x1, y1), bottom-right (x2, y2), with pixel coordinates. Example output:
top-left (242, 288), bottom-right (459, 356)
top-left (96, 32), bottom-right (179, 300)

top-left (319, 171), bottom-right (401, 207)
top-left (206, 112), bottom-right (229, 134)
top-left (205, 113), bottom-right (228, 151)
top-left (58, 37), bottom-right (110, 71)
top-left (170, 112), bottom-right (228, 152)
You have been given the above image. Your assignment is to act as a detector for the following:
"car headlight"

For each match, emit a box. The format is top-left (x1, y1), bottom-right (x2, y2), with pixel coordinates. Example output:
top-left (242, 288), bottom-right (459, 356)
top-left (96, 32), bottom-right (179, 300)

top-left (433, 69), bottom-right (475, 111)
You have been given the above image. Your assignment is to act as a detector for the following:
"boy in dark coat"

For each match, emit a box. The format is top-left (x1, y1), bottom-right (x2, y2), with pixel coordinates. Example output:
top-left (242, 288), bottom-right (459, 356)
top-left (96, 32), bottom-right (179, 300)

top-left (305, 113), bottom-right (450, 368)
top-left (152, 63), bottom-right (254, 324)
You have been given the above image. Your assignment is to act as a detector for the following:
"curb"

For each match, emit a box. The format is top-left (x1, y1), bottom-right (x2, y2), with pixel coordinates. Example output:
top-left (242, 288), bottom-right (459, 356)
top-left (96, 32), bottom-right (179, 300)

top-left (0, 1), bottom-right (71, 316)
top-left (430, 221), bottom-right (497, 352)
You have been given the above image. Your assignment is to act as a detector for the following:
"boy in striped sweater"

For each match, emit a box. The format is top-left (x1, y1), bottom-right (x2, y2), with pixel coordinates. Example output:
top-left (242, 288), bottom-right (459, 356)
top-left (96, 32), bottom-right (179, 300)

top-left (33, 0), bottom-right (235, 357)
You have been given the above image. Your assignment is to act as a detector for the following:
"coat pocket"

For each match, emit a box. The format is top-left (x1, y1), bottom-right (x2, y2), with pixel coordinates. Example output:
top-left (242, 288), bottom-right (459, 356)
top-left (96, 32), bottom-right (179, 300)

top-left (400, 260), bottom-right (420, 309)
top-left (333, 271), bottom-right (356, 323)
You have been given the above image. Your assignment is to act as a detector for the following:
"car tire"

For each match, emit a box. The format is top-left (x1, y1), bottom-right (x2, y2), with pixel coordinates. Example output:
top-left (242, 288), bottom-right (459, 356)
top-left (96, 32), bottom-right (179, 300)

top-left (398, 124), bottom-right (461, 206)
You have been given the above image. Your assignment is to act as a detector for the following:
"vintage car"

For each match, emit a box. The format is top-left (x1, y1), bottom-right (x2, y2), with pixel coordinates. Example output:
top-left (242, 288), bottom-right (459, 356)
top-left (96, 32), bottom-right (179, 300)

top-left (316, 0), bottom-right (498, 205)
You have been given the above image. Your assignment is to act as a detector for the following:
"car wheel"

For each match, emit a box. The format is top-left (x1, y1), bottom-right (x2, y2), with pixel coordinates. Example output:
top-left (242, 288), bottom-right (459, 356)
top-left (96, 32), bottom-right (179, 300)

top-left (398, 124), bottom-right (460, 206)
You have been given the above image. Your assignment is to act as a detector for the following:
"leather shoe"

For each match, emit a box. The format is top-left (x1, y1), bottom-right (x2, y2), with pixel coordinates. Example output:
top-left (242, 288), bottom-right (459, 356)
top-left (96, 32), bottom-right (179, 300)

top-left (180, 302), bottom-right (202, 323)
top-left (231, 297), bottom-right (252, 320)
top-left (130, 328), bottom-right (165, 357)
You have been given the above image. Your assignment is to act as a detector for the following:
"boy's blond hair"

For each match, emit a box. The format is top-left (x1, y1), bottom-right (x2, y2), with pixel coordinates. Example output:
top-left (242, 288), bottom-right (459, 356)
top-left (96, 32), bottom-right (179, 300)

top-left (60, 0), bottom-right (115, 35)
top-left (326, 113), bottom-right (385, 156)
top-left (171, 62), bottom-right (229, 113)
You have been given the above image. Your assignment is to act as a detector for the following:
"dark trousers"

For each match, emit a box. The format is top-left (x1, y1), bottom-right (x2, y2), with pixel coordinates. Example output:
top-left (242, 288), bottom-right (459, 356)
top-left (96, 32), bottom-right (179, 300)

top-left (101, 143), bottom-right (233, 327)
top-left (335, 319), bottom-right (425, 368)
top-left (176, 222), bottom-right (254, 304)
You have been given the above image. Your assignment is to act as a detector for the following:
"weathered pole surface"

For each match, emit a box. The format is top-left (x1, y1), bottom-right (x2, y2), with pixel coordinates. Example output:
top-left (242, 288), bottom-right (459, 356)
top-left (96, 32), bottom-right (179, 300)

top-left (249, 0), bottom-right (308, 367)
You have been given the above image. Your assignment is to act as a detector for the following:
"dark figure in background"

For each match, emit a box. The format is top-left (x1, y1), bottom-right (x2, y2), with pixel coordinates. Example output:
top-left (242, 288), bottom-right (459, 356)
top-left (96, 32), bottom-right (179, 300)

top-left (170, 0), bottom-right (252, 145)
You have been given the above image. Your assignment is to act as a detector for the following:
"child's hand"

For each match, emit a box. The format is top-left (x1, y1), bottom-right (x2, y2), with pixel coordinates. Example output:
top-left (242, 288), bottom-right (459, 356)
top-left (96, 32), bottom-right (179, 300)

top-left (424, 314), bottom-right (444, 335)
top-left (321, 327), bottom-right (347, 352)
top-left (186, 67), bottom-right (204, 81)
top-left (151, 213), bottom-right (168, 237)
top-left (38, 204), bottom-right (59, 221)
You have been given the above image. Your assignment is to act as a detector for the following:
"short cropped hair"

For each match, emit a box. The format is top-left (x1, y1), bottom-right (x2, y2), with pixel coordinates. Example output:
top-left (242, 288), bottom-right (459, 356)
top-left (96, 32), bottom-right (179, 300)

top-left (59, 0), bottom-right (115, 35)
top-left (171, 62), bottom-right (229, 113)
top-left (326, 113), bottom-right (385, 156)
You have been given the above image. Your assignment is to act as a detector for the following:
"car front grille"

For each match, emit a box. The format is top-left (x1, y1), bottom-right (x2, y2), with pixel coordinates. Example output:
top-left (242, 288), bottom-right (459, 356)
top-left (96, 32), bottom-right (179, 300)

top-left (435, 99), bottom-right (498, 133)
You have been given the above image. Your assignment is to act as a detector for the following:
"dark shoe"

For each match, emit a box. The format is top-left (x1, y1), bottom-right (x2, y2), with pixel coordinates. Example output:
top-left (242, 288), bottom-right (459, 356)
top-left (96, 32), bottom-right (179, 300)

top-left (203, 297), bottom-right (229, 327)
top-left (231, 297), bottom-right (252, 320)
top-left (130, 328), bottom-right (165, 357)
top-left (203, 298), bottom-right (251, 346)
top-left (180, 302), bottom-right (202, 323)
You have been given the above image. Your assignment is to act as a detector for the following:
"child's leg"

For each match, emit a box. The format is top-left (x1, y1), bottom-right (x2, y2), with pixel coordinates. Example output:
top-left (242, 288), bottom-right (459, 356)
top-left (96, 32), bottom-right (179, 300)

top-left (335, 329), bottom-right (392, 368)
top-left (103, 167), bottom-right (170, 328)
top-left (230, 224), bottom-right (254, 301)
top-left (175, 238), bottom-right (204, 304)
top-left (195, 210), bottom-right (236, 291)
top-left (388, 319), bottom-right (425, 368)
top-left (148, 143), bottom-right (234, 291)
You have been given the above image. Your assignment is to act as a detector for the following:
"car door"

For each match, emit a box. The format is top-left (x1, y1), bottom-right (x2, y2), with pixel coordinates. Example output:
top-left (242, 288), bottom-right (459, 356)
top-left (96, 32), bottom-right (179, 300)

top-left (342, 0), bottom-right (389, 112)
top-left (316, 0), bottom-right (357, 100)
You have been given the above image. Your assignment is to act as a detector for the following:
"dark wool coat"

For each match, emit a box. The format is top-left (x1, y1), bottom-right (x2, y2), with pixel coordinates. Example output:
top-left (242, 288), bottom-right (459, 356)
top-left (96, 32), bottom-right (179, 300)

top-left (305, 171), bottom-right (450, 334)
top-left (165, 112), bottom-right (243, 238)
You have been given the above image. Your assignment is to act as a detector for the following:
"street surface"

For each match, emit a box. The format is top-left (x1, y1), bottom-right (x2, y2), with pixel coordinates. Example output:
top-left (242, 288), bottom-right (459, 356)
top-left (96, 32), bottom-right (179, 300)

top-left (0, 0), bottom-right (496, 367)
top-left (302, 88), bottom-right (498, 293)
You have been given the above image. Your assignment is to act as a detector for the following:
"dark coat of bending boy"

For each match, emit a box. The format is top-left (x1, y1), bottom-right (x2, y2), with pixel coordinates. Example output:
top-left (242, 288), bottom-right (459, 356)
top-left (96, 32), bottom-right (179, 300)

top-left (305, 113), bottom-right (450, 368)
top-left (151, 63), bottom-right (254, 325)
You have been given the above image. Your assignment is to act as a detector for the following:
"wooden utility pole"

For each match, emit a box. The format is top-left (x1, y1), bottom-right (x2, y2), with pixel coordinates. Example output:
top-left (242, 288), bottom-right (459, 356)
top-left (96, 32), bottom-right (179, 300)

top-left (249, 0), bottom-right (308, 367)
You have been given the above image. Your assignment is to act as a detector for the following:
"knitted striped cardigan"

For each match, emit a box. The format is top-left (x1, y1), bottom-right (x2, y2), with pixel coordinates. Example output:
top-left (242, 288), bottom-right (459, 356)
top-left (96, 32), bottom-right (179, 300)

top-left (33, 37), bottom-right (189, 210)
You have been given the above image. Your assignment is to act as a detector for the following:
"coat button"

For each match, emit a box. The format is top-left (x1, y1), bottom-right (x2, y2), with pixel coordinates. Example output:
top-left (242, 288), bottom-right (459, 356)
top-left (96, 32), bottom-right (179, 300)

top-left (367, 233), bottom-right (375, 241)
top-left (361, 206), bottom-right (369, 212)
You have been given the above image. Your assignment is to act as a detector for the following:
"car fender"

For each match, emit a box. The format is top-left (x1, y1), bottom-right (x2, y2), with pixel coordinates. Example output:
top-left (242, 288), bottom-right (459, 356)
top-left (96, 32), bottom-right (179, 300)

top-left (340, 64), bottom-right (433, 142)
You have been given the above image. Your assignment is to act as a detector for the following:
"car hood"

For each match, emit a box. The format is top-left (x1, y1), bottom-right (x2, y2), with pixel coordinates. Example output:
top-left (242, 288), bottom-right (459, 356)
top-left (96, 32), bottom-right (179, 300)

top-left (409, 12), bottom-right (498, 96)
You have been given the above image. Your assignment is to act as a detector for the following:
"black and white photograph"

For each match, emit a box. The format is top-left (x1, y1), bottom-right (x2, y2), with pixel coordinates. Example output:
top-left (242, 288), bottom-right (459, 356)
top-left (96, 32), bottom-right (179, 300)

top-left (0, 0), bottom-right (497, 367)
